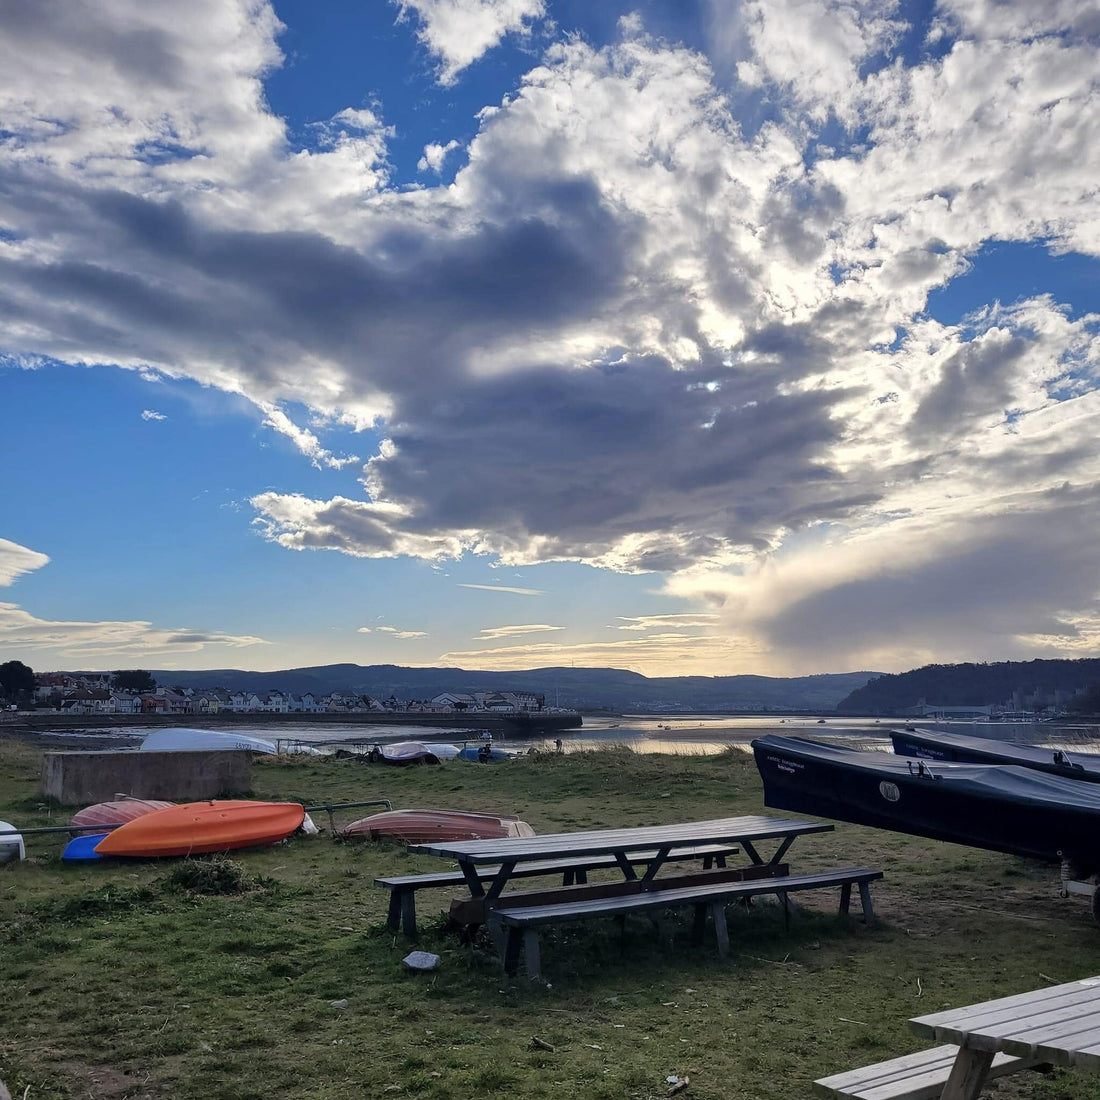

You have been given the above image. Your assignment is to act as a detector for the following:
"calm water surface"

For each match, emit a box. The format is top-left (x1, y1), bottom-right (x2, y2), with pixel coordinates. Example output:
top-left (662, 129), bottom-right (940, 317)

top-left (39, 714), bottom-right (1100, 756)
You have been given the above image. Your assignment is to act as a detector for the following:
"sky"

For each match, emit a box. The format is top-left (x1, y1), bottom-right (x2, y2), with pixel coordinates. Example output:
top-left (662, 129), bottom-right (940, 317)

top-left (1, 0), bottom-right (1099, 679)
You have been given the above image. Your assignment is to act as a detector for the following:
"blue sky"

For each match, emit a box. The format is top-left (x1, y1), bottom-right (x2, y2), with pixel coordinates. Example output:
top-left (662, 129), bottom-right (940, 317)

top-left (1, 0), bottom-right (1099, 678)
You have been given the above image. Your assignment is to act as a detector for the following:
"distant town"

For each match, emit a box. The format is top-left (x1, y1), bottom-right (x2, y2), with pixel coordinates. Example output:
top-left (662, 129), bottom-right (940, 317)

top-left (18, 672), bottom-right (555, 718)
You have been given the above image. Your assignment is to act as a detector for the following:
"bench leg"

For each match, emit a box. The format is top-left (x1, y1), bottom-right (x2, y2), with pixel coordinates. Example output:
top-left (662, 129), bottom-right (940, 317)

top-left (940, 1047), bottom-right (994, 1100)
top-left (523, 929), bottom-right (542, 980)
top-left (692, 903), bottom-right (708, 944)
top-left (503, 928), bottom-right (523, 975)
top-left (858, 881), bottom-right (875, 922)
top-left (386, 889), bottom-right (403, 932)
top-left (400, 889), bottom-right (418, 938)
top-left (779, 890), bottom-right (791, 929)
top-left (839, 882), bottom-right (852, 916)
top-left (711, 902), bottom-right (729, 956)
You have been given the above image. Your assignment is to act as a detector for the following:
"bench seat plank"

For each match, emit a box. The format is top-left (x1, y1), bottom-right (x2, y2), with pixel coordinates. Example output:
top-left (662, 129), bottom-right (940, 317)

top-left (814, 1045), bottom-right (1031, 1100)
top-left (492, 866), bottom-right (882, 977)
top-left (376, 843), bottom-right (740, 935)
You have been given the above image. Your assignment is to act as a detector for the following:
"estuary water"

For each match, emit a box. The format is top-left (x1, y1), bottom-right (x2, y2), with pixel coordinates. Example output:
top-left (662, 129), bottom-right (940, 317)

top-left (33, 713), bottom-right (1100, 756)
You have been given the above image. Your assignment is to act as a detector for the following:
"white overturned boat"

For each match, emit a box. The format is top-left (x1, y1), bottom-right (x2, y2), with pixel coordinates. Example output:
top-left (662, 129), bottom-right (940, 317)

top-left (0, 819), bottom-right (25, 863)
top-left (140, 728), bottom-right (278, 755)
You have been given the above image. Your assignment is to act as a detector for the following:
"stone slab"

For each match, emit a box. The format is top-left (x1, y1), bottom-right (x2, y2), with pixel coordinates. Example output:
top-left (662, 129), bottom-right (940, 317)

top-left (41, 750), bottom-right (253, 805)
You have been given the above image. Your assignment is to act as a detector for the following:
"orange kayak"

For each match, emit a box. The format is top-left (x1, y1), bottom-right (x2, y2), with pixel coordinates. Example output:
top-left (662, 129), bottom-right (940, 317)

top-left (94, 800), bottom-right (306, 857)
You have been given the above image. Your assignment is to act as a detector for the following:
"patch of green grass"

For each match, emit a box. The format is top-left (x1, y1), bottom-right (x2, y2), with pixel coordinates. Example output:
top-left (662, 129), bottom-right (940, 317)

top-left (3, 735), bottom-right (1100, 1099)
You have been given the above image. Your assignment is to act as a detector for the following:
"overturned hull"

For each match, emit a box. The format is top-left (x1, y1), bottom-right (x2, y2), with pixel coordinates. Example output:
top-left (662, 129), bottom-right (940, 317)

top-left (752, 735), bottom-right (1100, 868)
top-left (341, 808), bottom-right (535, 844)
top-left (890, 727), bottom-right (1100, 783)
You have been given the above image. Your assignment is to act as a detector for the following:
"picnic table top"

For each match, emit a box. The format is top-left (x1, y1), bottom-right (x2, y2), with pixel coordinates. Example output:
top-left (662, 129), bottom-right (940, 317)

top-left (406, 814), bottom-right (833, 863)
top-left (909, 975), bottom-right (1100, 1070)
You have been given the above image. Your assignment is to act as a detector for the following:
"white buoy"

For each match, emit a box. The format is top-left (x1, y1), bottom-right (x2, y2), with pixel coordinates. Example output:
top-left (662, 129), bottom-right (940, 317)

top-left (0, 820), bottom-right (26, 863)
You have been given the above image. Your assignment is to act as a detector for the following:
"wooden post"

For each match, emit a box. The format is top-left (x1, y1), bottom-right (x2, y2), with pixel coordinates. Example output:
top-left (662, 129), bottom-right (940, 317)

top-left (939, 1048), bottom-right (994, 1099)
top-left (712, 901), bottom-right (729, 956)
top-left (523, 929), bottom-right (542, 979)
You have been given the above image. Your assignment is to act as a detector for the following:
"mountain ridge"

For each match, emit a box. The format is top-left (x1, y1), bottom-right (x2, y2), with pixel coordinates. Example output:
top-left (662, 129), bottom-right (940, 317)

top-left (142, 663), bottom-right (880, 712)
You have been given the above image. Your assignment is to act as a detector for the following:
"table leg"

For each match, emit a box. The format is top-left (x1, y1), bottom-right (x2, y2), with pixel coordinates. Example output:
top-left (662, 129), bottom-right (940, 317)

top-left (613, 852), bottom-right (639, 880)
top-left (939, 1048), bottom-right (994, 1100)
top-left (639, 845), bottom-right (672, 886)
top-left (485, 860), bottom-right (517, 902)
top-left (459, 859), bottom-right (485, 897)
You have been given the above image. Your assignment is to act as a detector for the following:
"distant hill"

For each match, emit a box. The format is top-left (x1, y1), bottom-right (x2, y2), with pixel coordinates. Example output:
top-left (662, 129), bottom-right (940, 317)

top-left (145, 663), bottom-right (879, 712)
top-left (836, 659), bottom-right (1100, 715)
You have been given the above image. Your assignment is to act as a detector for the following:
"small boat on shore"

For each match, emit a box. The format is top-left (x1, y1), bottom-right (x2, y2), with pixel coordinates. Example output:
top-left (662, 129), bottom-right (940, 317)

top-left (0, 819), bottom-right (25, 863)
top-left (72, 798), bottom-right (174, 829)
top-left (752, 735), bottom-right (1100, 869)
top-left (340, 808), bottom-right (535, 844)
top-left (889, 727), bottom-right (1100, 783)
top-left (94, 800), bottom-right (306, 857)
top-left (140, 728), bottom-right (278, 755)
top-left (368, 741), bottom-right (440, 766)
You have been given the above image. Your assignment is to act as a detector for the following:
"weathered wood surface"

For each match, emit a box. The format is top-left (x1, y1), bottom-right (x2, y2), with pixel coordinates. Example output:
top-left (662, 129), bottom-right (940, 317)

top-left (910, 976), bottom-right (1100, 1068)
top-left (408, 815), bottom-right (833, 864)
top-left (376, 843), bottom-right (741, 935)
top-left (813, 1045), bottom-right (1029, 1100)
top-left (493, 866), bottom-right (882, 977)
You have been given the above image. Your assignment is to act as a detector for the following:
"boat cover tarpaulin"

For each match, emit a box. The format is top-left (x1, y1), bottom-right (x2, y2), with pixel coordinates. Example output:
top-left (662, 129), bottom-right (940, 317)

top-left (752, 735), bottom-right (1100, 867)
top-left (890, 727), bottom-right (1100, 782)
top-left (140, 728), bottom-right (278, 754)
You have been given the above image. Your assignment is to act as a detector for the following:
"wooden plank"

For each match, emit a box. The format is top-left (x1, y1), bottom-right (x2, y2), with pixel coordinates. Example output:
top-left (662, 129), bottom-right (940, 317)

top-left (926, 992), bottom-right (1100, 1051)
top-left (493, 867), bottom-right (882, 926)
top-left (374, 843), bottom-right (743, 890)
top-left (815, 1048), bottom-right (1028, 1100)
top-left (910, 977), bottom-right (1100, 1036)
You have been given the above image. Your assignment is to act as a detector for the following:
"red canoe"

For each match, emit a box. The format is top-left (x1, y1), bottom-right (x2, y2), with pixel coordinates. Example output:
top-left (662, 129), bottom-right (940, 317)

top-left (72, 798), bottom-right (174, 830)
top-left (340, 808), bottom-right (535, 844)
top-left (94, 800), bottom-right (306, 858)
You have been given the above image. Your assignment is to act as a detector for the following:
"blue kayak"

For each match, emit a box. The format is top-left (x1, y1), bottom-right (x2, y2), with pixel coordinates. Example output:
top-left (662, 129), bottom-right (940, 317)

top-left (62, 832), bottom-right (109, 861)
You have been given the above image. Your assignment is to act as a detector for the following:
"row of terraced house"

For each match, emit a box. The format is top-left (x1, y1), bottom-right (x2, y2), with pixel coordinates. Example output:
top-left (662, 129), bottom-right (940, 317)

top-left (31, 674), bottom-right (545, 717)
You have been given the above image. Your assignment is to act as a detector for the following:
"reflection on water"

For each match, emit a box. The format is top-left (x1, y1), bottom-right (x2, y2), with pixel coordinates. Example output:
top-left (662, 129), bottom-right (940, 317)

top-left (41, 713), bottom-right (1100, 757)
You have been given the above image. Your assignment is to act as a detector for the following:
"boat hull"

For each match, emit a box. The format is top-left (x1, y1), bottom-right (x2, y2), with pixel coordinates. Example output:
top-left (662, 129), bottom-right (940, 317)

top-left (72, 799), bottom-right (174, 829)
top-left (753, 735), bottom-right (1100, 868)
top-left (94, 800), bottom-right (306, 857)
top-left (890, 727), bottom-right (1100, 783)
top-left (140, 728), bottom-right (278, 754)
top-left (340, 808), bottom-right (535, 844)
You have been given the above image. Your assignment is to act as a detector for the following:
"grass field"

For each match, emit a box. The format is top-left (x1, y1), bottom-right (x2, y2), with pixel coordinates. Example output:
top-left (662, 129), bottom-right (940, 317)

top-left (3, 737), bottom-right (1100, 1099)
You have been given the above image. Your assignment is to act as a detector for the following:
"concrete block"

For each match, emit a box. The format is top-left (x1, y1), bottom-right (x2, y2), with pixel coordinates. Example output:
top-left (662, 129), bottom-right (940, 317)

top-left (41, 751), bottom-right (253, 805)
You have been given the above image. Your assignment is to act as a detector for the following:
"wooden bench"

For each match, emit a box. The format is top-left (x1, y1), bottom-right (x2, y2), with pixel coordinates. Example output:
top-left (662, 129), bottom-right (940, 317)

top-left (491, 866), bottom-right (883, 977)
top-left (375, 843), bottom-right (740, 936)
top-left (813, 1044), bottom-right (1034, 1099)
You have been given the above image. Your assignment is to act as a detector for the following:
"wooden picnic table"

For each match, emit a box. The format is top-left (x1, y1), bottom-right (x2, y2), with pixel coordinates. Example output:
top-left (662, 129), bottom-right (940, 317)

top-left (909, 974), bottom-right (1100, 1098)
top-left (407, 814), bottom-right (834, 903)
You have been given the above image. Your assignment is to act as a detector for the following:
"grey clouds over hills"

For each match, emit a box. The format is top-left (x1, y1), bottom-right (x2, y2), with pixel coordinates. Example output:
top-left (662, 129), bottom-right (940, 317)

top-left (148, 664), bottom-right (879, 712)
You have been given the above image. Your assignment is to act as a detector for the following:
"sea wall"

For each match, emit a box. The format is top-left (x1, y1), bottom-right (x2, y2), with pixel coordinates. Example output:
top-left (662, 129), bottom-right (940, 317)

top-left (5, 709), bottom-right (582, 735)
top-left (41, 750), bottom-right (253, 804)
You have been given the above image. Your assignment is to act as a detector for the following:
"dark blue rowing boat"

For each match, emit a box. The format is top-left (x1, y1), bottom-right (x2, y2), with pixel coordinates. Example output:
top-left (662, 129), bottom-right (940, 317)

top-left (889, 727), bottom-right (1100, 783)
top-left (752, 735), bottom-right (1100, 870)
